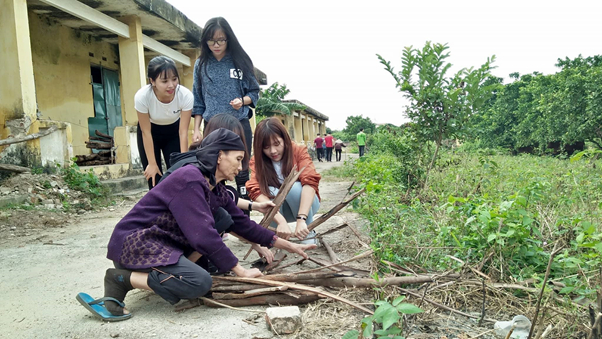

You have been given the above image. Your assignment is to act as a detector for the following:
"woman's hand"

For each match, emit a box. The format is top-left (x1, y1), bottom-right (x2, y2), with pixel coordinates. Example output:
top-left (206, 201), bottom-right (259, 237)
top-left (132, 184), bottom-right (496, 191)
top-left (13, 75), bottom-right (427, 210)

top-left (276, 222), bottom-right (292, 240)
top-left (254, 246), bottom-right (274, 264)
top-left (230, 97), bottom-right (243, 110)
top-left (192, 130), bottom-right (202, 143)
top-left (295, 219), bottom-right (310, 240)
top-left (232, 264), bottom-right (263, 278)
top-left (144, 164), bottom-right (162, 187)
top-left (273, 238), bottom-right (317, 260)
top-left (253, 201), bottom-right (275, 215)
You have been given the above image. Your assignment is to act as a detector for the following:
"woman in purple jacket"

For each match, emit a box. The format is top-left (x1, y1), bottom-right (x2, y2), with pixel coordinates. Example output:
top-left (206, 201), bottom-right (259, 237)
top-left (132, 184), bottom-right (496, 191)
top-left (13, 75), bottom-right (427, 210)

top-left (76, 129), bottom-right (315, 321)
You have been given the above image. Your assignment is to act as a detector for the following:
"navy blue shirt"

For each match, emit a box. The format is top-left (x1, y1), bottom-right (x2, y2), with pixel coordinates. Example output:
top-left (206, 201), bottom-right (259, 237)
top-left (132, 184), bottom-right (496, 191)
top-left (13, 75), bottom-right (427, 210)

top-left (192, 54), bottom-right (260, 121)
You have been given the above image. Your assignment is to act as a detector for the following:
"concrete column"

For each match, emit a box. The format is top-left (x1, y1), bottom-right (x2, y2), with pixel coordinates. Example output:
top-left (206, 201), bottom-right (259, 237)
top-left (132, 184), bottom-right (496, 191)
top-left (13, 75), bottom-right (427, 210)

top-left (293, 113), bottom-right (302, 143)
top-left (118, 15), bottom-right (146, 126)
top-left (182, 49), bottom-right (200, 145)
top-left (313, 120), bottom-right (318, 138)
top-left (0, 0), bottom-right (38, 136)
top-left (302, 115), bottom-right (309, 144)
top-left (284, 114), bottom-right (295, 140)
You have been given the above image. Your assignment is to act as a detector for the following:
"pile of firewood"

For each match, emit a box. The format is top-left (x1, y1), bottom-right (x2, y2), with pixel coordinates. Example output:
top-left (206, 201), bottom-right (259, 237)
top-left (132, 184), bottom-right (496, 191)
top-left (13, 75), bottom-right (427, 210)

top-left (77, 130), bottom-right (115, 166)
top-left (172, 169), bottom-right (469, 319)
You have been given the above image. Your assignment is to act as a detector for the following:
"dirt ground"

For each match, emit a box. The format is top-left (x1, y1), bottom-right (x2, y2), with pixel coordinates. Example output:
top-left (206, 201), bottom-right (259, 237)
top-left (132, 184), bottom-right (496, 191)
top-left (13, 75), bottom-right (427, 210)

top-left (0, 154), bottom-right (372, 339)
top-left (0, 153), bottom-right (501, 339)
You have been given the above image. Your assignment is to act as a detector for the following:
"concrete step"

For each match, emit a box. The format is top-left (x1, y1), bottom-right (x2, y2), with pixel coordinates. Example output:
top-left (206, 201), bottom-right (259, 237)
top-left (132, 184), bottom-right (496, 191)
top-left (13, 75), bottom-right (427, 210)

top-left (101, 176), bottom-right (148, 196)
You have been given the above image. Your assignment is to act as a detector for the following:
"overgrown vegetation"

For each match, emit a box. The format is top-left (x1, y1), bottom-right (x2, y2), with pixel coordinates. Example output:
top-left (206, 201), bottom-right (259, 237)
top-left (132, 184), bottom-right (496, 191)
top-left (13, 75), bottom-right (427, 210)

top-left (471, 56), bottom-right (602, 153)
top-left (329, 46), bottom-right (602, 337)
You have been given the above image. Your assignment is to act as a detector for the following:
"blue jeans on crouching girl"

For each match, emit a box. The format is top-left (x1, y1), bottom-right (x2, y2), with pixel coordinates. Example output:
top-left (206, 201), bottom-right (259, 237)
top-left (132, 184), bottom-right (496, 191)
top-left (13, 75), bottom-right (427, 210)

top-left (268, 182), bottom-right (320, 237)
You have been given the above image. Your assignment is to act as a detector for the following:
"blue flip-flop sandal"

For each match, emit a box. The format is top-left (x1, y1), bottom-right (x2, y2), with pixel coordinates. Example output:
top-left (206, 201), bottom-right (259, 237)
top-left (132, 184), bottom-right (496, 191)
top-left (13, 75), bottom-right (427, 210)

top-left (76, 292), bottom-right (132, 322)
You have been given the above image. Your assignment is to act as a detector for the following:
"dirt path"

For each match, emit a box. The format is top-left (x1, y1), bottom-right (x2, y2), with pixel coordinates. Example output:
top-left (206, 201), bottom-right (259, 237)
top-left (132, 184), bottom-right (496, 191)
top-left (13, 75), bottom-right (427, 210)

top-left (0, 155), bottom-right (366, 339)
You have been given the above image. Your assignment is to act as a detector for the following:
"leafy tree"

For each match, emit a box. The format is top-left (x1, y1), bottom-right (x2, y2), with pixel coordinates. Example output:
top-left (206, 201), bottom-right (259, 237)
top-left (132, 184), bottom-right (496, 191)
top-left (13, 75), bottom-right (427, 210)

top-left (255, 82), bottom-right (305, 117)
top-left (342, 115), bottom-right (376, 137)
top-left (474, 55), bottom-right (602, 153)
top-left (377, 42), bottom-right (496, 187)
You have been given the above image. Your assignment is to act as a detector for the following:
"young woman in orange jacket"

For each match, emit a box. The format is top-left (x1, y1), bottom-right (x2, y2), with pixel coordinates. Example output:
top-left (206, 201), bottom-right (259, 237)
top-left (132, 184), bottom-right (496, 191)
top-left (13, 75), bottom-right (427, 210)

top-left (246, 118), bottom-right (321, 244)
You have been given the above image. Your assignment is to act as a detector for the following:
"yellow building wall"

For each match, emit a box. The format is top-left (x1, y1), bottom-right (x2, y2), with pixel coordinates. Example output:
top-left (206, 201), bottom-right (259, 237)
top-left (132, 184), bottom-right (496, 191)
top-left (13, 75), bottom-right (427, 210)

top-left (29, 12), bottom-right (120, 156)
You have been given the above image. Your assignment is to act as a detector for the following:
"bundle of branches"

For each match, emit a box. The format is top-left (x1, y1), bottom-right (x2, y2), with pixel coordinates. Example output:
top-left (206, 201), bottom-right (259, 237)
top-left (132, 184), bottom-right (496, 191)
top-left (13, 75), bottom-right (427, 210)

top-left (78, 130), bottom-right (115, 166)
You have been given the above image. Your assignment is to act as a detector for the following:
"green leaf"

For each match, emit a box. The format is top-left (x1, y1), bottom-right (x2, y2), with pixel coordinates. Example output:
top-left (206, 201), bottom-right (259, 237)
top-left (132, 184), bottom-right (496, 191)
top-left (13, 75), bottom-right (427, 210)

top-left (487, 233), bottom-right (497, 242)
top-left (341, 330), bottom-right (359, 339)
top-left (392, 296), bottom-right (406, 306)
top-left (382, 308), bottom-right (401, 330)
top-left (559, 286), bottom-right (575, 294)
top-left (396, 303), bottom-right (423, 314)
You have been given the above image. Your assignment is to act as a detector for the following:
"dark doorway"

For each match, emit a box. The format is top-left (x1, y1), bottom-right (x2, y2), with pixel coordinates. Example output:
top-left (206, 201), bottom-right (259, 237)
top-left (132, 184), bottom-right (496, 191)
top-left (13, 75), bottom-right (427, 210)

top-left (89, 66), bottom-right (122, 137)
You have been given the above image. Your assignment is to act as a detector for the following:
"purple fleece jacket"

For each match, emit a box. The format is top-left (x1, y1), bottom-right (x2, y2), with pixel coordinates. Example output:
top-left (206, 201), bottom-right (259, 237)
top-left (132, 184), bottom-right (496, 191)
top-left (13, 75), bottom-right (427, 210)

top-left (106, 165), bottom-right (275, 272)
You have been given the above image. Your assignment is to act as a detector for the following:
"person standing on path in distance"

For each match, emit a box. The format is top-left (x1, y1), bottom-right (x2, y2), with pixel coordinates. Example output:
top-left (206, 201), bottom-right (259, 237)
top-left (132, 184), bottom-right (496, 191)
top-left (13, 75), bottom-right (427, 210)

top-left (135, 56), bottom-right (193, 189)
top-left (246, 118), bottom-right (321, 244)
top-left (324, 133), bottom-right (334, 162)
top-left (357, 128), bottom-right (367, 157)
top-left (313, 133), bottom-right (324, 162)
top-left (334, 138), bottom-right (346, 162)
top-left (75, 129), bottom-right (316, 322)
top-left (191, 17), bottom-right (260, 213)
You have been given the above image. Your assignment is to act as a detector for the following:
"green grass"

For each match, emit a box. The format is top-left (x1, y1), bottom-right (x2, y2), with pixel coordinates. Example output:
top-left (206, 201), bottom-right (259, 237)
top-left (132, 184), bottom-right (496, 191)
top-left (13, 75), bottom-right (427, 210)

top-left (338, 150), bottom-right (602, 298)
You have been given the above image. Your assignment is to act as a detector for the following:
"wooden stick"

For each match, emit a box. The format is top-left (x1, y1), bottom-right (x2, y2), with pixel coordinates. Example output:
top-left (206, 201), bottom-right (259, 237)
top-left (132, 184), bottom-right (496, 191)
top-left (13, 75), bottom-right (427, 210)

top-left (294, 250), bottom-right (373, 274)
top-left (206, 291), bottom-right (322, 308)
top-left (345, 223), bottom-right (367, 244)
top-left (259, 165), bottom-right (306, 227)
top-left (321, 238), bottom-right (340, 263)
top-left (0, 126), bottom-right (57, 146)
top-left (264, 250), bottom-right (286, 272)
top-left (200, 297), bottom-right (266, 313)
top-left (308, 188), bottom-right (365, 231)
top-left (210, 283), bottom-right (267, 292)
top-left (299, 274), bottom-right (460, 288)
top-left (272, 258), bottom-right (306, 272)
top-left (447, 255), bottom-right (491, 280)
top-left (539, 324), bottom-right (553, 339)
top-left (212, 276), bottom-right (374, 314)
top-left (243, 166), bottom-right (305, 260)
top-left (589, 314), bottom-right (602, 339)
top-left (0, 163), bottom-right (31, 173)
top-left (527, 242), bottom-right (563, 339)
top-left (305, 257), bottom-right (369, 275)
top-left (94, 129), bottom-right (114, 140)
top-left (212, 286), bottom-right (288, 300)
top-left (395, 286), bottom-right (496, 323)
top-left (263, 271), bottom-right (355, 282)
top-left (306, 257), bottom-right (342, 272)
top-left (317, 223), bottom-right (349, 237)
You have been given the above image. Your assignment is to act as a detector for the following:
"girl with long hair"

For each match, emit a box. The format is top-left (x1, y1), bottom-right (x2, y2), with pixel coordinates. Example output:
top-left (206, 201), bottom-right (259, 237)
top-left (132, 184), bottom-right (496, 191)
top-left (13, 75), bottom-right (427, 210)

top-left (135, 56), bottom-right (193, 189)
top-left (246, 118), bottom-right (321, 243)
top-left (192, 17), bottom-right (260, 206)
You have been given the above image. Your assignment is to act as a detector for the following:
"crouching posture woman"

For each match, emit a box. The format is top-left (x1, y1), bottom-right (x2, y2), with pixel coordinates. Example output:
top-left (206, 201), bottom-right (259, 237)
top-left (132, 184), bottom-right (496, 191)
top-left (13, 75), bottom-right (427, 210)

top-left (246, 117), bottom-right (321, 243)
top-left (76, 129), bottom-right (316, 321)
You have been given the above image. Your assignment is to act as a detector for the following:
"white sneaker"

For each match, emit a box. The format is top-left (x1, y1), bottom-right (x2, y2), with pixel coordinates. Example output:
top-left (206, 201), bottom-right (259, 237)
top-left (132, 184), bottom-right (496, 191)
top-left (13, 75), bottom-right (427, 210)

top-left (300, 230), bottom-right (319, 246)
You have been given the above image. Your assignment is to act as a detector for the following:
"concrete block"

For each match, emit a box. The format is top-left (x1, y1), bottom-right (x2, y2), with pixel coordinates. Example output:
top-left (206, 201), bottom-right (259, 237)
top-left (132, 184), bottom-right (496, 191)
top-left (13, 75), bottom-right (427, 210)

top-left (265, 306), bottom-right (301, 334)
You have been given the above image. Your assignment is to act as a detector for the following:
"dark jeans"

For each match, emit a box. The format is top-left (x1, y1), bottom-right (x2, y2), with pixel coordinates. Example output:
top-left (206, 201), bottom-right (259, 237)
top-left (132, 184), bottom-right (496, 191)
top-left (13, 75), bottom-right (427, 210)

top-left (316, 148), bottom-right (323, 161)
top-left (115, 256), bottom-right (212, 305)
top-left (137, 120), bottom-right (181, 190)
top-left (326, 147), bottom-right (334, 161)
top-left (359, 145), bottom-right (365, 157)
top-left (335, 149), bottom-right (342, 161)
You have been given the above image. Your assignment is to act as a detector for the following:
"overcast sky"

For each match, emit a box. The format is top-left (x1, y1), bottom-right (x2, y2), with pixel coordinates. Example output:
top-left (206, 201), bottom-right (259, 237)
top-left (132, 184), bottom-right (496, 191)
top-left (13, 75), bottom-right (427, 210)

top-left (167, 0), bottom-right (602, 130)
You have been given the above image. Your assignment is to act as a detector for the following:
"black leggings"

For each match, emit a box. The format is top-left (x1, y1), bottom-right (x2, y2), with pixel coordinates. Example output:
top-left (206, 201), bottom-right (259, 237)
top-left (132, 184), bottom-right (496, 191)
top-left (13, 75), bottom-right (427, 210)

top-left (137, 120), bottom-right (180, 190)
top-left (335, 149), bottom-right (342, 161)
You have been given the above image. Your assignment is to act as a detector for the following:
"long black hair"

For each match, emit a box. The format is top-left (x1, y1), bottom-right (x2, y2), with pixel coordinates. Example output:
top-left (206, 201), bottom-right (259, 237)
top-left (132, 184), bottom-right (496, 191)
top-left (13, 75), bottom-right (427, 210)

top-left (198, 17), bottom-right (254, 82)
top-left (147, 56), bottom-right (180, 83)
